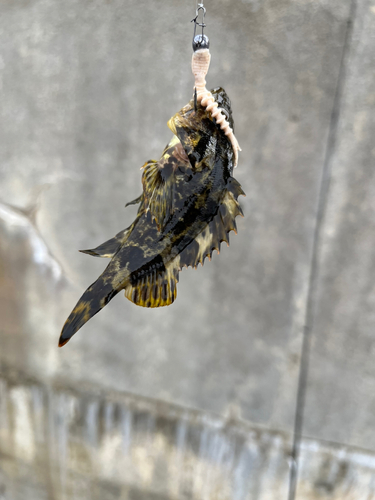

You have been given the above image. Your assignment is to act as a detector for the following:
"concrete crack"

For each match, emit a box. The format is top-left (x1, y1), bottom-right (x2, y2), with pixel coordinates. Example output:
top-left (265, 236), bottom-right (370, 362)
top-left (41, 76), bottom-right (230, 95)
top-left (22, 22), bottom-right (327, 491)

top-left (287, 1), bottom-right (358, 498)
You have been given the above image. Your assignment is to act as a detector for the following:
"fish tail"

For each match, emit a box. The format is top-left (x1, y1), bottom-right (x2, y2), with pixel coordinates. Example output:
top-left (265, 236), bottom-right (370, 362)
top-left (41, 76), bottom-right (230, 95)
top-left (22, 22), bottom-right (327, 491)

top-left (59, 276), bottom-right (119, 347)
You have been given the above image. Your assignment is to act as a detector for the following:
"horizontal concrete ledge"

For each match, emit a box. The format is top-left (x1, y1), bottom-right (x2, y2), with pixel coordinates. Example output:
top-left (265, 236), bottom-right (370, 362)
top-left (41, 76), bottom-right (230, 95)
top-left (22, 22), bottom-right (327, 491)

top-left (1, 367), bottom-right (374, 500)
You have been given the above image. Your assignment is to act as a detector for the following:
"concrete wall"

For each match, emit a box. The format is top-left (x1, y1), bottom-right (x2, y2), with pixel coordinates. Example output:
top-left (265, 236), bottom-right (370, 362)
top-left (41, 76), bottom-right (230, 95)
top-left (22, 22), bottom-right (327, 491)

top-left (1, 0), bottom-right (375, 496)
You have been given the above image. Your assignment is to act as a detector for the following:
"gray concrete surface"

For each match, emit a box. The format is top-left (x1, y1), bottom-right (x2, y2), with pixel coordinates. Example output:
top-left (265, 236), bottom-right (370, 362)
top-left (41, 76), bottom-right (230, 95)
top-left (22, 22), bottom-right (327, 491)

top-left (304, 0), bottom-right (375, 450)
top-left (1, 0), bottom-right (375, 497)
top-left (2, 369), bottom-right (375, 500)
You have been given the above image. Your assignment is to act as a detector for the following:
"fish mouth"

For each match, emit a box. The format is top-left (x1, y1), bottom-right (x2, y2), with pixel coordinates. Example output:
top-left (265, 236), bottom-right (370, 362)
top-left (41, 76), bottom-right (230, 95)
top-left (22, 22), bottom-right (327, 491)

top-left (167, 87), bottom-right (234, 136)
top-left (166, 87), bottom-right (234, 171)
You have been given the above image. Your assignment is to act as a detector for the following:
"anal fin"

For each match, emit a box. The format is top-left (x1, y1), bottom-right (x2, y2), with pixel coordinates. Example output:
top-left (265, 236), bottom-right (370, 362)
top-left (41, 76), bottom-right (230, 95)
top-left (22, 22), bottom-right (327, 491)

top-left (124, 261), bottom-right (179, 308)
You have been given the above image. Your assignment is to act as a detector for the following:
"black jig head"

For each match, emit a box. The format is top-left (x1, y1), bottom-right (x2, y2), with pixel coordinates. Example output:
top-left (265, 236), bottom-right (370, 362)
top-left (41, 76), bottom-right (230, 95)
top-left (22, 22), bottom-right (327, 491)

top-left (191, 3), bottom-right (209, 51)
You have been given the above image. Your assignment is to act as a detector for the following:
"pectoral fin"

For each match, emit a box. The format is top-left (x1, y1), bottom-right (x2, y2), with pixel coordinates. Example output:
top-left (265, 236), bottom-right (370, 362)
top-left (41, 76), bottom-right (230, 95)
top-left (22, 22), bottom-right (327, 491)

top-left (141, 160), bottom-right (175, 231)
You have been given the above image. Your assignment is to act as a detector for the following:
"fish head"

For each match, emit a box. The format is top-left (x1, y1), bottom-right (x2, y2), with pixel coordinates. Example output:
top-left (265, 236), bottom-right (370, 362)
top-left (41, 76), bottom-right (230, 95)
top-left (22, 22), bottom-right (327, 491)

top-left (167, 87), bottom-right (234, 173)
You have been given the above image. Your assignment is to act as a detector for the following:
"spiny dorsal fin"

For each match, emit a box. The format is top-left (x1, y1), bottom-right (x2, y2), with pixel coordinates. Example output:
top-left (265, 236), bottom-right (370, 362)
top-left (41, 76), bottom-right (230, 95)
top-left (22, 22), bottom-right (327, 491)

top-left (226, 177), bottom-right (246, 199)
top-left (179, 181), bottom-right (244, 269)
top-left (80, 226), bottom-right (133, 258)
top-left (141, 160), bottom-right (175, 231)
top-left (124, 261), bottom-right (179, 308)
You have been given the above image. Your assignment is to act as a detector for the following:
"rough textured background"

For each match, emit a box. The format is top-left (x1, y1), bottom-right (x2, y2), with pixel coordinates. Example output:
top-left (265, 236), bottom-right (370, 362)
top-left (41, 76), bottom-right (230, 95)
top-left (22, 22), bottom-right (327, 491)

top-left (1, 0), bottom-right (374, 497)
top-left (2, 370), bottom-right (375, 500)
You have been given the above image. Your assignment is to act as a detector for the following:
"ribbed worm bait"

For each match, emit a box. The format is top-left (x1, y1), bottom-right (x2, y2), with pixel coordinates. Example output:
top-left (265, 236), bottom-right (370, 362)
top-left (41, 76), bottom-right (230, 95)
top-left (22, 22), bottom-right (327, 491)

top-left (191, 6), bottom-right (241, 167)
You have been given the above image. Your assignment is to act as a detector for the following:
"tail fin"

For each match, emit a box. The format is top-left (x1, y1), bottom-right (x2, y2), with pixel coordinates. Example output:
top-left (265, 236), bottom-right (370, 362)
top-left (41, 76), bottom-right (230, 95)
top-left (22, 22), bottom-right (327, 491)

top-left (59, 277), bottom-right (119, 347)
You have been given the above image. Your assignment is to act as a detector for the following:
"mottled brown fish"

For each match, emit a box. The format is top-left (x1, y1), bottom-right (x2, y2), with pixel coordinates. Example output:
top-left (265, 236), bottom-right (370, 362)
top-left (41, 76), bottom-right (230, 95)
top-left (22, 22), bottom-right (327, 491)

top-left (59, 87), bottom-right (245, 347)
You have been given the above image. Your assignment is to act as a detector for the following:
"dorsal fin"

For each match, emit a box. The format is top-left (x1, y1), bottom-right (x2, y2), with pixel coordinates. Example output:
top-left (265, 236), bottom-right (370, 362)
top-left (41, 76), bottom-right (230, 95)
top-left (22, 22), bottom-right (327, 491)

top-left (179, 180), bottom-right (244, 269)
top-left (226, 177), bottom-right (246, 199)
top-left (124, 261), bottom-right (179, 308)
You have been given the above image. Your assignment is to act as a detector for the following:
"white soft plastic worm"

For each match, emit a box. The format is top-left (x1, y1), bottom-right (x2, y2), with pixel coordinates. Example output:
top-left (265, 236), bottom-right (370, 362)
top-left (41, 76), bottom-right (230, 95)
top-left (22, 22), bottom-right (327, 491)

top-left (192, 48), bottom-right (241, 167)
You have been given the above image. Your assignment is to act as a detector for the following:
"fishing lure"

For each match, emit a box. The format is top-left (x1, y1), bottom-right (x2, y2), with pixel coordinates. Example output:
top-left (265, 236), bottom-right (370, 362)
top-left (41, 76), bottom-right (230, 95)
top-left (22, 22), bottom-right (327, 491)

top-left (59, 9), bottom-right (244, 347)
top-left (191, 25), bottom-right (241, 166)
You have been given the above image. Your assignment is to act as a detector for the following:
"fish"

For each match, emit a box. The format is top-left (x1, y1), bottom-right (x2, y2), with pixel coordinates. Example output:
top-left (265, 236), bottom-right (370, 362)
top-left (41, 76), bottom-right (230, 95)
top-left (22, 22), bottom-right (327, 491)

top-left (59, 87), bottom-right (245, 347)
